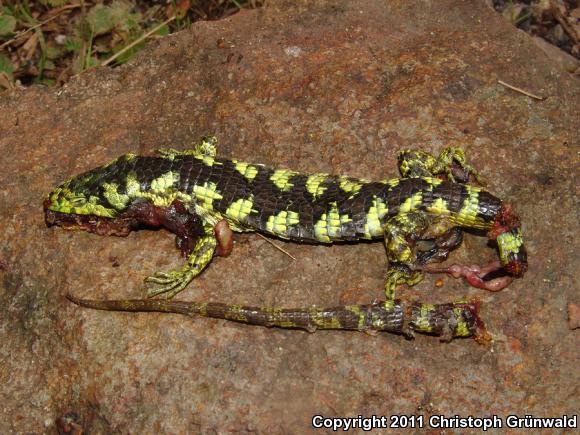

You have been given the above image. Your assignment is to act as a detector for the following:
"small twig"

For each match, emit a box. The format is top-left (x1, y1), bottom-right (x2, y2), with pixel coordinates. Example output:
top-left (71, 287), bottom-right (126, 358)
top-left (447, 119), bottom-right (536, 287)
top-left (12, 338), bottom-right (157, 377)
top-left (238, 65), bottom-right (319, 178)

top-left (0, 7), bottom-right (74, 50)
top-left (497, 80), bottom-right (545, 100)
top-left (256, 233), bottom-right (296, 260)
top-left (513, 10), bottom-right (532, 26)
top-left (550, 0), bottom-right (579, 45)
top-left (101, 16), bottom-right (175, 67)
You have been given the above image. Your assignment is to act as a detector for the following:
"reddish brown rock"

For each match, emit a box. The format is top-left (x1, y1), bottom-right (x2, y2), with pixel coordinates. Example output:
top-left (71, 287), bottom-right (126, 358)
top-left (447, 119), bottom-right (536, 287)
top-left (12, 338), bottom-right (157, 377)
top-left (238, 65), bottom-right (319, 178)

top-left (0, 1), bottom-right (577, 432)
top-left (568, 303), bottom-right (580, 330)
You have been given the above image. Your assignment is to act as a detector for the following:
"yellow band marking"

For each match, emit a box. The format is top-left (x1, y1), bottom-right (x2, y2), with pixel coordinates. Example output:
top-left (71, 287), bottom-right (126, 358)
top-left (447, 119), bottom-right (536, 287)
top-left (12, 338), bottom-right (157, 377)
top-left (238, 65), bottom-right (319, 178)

top-left (265, 210), bottom-right (300, 236)
top-left (452, 185), bottom-right (486, 228)
top-left (453, 307), bottom-right (471, 337)
top-left (399, 192), bottom-right (423, 213)
top-left (314, 202), bottom-right (352, 242)
top-left (102, 182), bottom-right (130, 210)
top-left (233, 161), bottom-right (259, 181)
top-left (364, 196), bottom-right (388, 238)
top-left (339, 176), bottom-right (364, 197)
top-left (305, 173), bottom-right (330, 198)
top-left (150, 171), bottom-right (180, 193)
top-left (193, 182), bottom-right (223, 209)
top-left (497, 229), bottom-right (523, 264)
top-left (427, 197), bottom-right (449, 216)
top-left (225, 197), bottom-right (256, 222)
top-left (270, 169), bottom-right (298, 191)
top-left (414, 303), bottom-right (435, 332)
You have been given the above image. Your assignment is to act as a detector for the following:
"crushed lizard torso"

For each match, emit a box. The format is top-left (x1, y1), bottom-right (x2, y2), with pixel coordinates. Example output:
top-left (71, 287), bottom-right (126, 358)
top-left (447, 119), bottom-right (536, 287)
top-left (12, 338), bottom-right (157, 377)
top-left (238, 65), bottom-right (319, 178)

top-left (45, 137), bottom-right (527, 341)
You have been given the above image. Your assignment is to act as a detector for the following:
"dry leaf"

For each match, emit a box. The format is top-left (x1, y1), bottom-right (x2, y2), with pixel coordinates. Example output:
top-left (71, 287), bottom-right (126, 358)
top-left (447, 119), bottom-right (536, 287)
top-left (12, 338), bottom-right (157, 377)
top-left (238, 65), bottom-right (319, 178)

top-left (21, 32), bottom-right (39, 62)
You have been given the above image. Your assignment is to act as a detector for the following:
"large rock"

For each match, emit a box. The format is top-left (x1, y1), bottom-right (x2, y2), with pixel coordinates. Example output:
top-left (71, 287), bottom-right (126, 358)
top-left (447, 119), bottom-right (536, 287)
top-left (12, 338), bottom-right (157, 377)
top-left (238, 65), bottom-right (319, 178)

top-left (0, 0), bottom-right (577, 432)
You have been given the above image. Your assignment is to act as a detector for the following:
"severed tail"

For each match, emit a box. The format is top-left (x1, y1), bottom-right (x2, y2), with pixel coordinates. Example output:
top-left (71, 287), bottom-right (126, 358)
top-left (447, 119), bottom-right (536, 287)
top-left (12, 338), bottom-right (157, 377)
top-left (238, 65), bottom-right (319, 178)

top-left (66, 295), bottom-right (488, 342)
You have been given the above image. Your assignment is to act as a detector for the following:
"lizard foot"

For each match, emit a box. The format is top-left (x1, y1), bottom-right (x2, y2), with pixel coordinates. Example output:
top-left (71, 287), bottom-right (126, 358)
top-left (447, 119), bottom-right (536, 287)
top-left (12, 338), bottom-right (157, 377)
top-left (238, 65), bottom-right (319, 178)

top-left (436, 147), bottom-right (483, 184)
top-left (417, 260), bottom-right (513, 292)
top-left (144, 270), bottom-right (194, 298)
top-left (384, 264), bottom-right (424, 300)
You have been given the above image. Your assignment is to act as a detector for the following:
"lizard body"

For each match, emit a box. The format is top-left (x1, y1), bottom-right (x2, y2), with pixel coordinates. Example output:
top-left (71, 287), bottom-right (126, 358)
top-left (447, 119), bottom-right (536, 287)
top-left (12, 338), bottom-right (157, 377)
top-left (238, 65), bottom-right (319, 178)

top-left (45, 138), bottom-right (527, 340)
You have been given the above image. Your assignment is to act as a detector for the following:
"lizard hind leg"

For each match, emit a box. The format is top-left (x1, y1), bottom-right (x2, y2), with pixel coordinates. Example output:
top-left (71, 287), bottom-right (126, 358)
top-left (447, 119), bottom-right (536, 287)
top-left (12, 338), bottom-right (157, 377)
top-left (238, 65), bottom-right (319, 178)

top-left (384, 265), bottom-right (423, 300)
top-left (383, 213), bottom-right (431, 299)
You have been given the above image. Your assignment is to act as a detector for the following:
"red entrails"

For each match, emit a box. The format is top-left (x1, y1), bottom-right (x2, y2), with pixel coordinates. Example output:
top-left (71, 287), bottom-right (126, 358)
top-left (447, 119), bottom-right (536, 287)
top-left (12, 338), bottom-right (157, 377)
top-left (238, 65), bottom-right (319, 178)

top-left (487, 203), bottom-right (521, 240)
top-left (418, 261), bottom-right (514, 292)
top-left (214, 219), bottom-right (233, 257)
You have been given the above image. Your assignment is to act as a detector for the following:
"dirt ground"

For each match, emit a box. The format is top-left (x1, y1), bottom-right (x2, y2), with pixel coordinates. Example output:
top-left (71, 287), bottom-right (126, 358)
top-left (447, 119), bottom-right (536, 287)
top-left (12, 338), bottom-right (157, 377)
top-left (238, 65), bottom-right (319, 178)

top-left (0, 0), bottom-right (578, 433)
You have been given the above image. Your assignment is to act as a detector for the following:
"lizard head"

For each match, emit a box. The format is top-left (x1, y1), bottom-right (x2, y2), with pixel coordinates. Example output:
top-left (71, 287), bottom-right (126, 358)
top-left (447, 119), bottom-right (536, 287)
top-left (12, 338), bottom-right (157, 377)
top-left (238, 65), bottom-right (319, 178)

top-left (44, 161), bottom-right (135, 236)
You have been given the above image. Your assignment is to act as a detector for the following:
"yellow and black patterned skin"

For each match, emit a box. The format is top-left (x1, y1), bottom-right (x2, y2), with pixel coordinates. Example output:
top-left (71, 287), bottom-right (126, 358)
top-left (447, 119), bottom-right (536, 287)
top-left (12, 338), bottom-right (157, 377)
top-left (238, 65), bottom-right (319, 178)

top-left (45, 138), bottom-right (527, 340)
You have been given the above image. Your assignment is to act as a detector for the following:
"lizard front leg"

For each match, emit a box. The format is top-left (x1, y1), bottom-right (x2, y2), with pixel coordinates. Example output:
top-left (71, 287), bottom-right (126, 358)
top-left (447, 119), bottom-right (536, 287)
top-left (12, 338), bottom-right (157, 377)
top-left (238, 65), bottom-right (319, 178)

top-left (145, 231), bottom-right (217, 299)
top-left (397, 147), bottom-right (482, 183)
top-left (145, 224), bottom-right (218, 299)
top-left (137, 195), bottom-right (233, 298)
top-left (156, 136), bottom-right (218, 159)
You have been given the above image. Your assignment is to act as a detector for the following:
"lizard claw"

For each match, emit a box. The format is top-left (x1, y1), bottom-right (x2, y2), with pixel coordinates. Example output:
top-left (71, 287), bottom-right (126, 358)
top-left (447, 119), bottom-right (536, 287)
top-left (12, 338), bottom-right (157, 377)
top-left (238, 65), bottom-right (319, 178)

top-left (145, 270), bottom-right (194, 298)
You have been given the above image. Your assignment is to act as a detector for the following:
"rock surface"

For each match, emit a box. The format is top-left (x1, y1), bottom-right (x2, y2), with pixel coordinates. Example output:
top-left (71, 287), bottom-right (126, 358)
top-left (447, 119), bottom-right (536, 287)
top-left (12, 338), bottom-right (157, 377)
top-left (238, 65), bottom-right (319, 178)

top-left (0, 0), bottom-right (577, 432)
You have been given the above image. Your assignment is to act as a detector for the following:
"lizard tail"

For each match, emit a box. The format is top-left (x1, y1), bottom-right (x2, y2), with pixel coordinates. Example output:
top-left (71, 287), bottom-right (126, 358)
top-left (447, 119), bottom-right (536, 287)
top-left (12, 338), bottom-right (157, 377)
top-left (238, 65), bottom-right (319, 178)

top-left (65, 294), bottom-right (488, 341)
